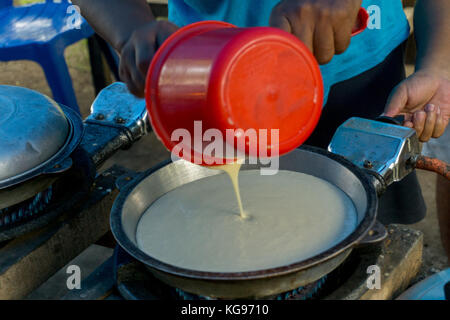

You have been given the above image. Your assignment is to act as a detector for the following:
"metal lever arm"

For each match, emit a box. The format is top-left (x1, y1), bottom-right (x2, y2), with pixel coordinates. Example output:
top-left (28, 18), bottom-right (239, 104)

top-left (81, 83), bottom-right (150, 167)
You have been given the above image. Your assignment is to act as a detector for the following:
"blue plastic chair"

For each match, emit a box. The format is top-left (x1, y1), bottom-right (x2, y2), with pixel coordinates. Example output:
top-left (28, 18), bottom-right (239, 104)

top-left (0, 1), bottom-right (12, 9)
top-left (0, 0), bottom-right (94, 113)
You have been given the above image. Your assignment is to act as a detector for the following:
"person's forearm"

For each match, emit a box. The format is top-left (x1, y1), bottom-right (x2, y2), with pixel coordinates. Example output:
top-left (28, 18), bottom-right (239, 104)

top-left (414, 0), bottom-right (450, 78)
top-left (72, 0), bottom-right (155, 52)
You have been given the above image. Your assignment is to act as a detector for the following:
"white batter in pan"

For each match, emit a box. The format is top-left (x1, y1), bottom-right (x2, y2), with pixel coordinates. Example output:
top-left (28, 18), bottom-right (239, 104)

top-left (136, 170), bottom-right (358, 273)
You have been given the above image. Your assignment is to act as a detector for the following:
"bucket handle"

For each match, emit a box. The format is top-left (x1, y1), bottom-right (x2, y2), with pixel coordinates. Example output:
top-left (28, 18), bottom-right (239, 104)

top-left (352, 8), bottom-right (369, 36)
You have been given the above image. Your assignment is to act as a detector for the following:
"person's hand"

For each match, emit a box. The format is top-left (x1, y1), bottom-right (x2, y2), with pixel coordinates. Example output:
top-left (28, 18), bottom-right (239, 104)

top-left (269, 0), bottom-right (362, 64)
top-left (119, 20), bottom-right (179, 97)
top-left (383, 69), bottom-right (450, 142)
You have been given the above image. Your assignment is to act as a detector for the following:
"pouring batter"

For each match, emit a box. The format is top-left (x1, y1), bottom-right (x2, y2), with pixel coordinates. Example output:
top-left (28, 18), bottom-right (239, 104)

top-left (136, 169), bottom-right (358, 273)
top-left (209, 161), bottom-right (249, 219)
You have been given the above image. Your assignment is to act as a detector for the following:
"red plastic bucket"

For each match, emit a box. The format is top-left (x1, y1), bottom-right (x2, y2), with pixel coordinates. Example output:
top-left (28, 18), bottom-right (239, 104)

top-left (145, 9), bottom-right (367, 165)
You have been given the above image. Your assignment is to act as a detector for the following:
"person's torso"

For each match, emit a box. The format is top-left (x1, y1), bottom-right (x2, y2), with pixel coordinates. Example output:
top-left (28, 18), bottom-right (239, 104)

top-left (168, 0), bottom-right (410, 105)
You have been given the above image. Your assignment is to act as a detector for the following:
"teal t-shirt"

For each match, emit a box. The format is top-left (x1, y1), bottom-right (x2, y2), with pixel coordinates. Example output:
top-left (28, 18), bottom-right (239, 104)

top-left (168, 0), bottom-right (410, 106)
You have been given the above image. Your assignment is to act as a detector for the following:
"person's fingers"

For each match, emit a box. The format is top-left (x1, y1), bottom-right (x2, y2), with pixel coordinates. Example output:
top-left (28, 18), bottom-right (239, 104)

top-left (332, 10), bottom-right (353, 54)
top-left (432, 106), bottom-right (448, 138)
top-left (269, 3), bottom-right (315, 52)
top-left (288, 4), bottom-right (315, 54)
top-left (404, 121), bottom-right (414, 128)
top-left (420, 104), bottom-right (437, 142)
top-left (118, 21), bottom-right (179, 98)
top-left (137, 26), bottom-right (157, 74)
top-left (403, 114), bottom-right (414, 129)
top-left (120, 44), bottom-right (145, 97)
top-left (156, 21), bottom-right (179, 46)
top-left (384, 82), bottom-right (408, 117)
top-left (333, 25), bottom-right (352, 55)
top-left (384, 72), bottom-right (440, 118)
top-left (269, 7), bottom-right (292, 33)
top-left (295, 20), bottom-right (315, 53)
top-left (403, 113), bottom-right (413, 123)
top-left (135, 41), bottom-right (155, 81)
top-left (313, 17), bottom-right (335, 64)
top-left (129, 63), bottom-right (146, 98)
top-left (413, 111), bottom-right (426, 138)
top-left (119, 44), bottom-right (133, 89)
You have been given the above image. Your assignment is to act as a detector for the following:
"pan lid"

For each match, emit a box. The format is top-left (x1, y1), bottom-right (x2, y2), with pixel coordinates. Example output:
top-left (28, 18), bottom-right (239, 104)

top-left (0, 86), bottom-right (70, 183)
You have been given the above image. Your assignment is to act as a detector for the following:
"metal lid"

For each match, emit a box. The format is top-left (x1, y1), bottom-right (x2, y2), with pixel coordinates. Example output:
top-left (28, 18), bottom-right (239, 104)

top-left (0, 86), bottom-right (69, 182)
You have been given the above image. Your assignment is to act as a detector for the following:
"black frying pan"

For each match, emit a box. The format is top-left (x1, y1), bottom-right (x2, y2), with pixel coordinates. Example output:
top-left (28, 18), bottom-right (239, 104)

top-left (110, 146), bottom-right (387, 299)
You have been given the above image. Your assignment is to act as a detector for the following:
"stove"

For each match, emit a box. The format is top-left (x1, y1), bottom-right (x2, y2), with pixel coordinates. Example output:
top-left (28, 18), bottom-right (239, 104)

top-left (0, 148), bottom-right (95, 242)
top-left (0, 83), bottom-right (433, 300)
top-left (0, 83), bottom-right (148, 299)
top-left (103, 224), bottom-right (422, 300)
top-left (113, 245), bottom-right (328, 300)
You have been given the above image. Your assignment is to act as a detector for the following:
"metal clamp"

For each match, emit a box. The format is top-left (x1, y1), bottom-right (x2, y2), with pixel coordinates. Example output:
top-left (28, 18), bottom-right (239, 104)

top-left (328, 117), bottom-right (421, 187)
top-left (85, 82), bottom-right (150, 140)
top-left (82, 83), bottom-right (151, 167)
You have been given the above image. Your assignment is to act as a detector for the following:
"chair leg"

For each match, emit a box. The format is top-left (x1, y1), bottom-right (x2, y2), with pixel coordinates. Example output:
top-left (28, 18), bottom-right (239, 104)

top-left (87, 35), bottom-right (115, 95)
top-left (37, 46), bottom-right (80, 114)
top-left (96, 35), bottom-right (120, 81)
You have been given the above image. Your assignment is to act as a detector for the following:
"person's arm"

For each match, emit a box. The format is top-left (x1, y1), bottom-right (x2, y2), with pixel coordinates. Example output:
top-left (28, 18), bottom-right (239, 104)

top-left (414, 0), bottom-right (450, 78)
top-left (384, 0), bottom-right (450, 141)
top-left (72, 0), bottom-right (178, 97)
top-left (72, 0), bottom-right (154, 52)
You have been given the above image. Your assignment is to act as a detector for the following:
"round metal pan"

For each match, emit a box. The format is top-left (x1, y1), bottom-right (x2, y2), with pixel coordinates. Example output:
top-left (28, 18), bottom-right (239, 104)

top-left (0, 104), bottom-right (84, 210)
top-left (0, 104), bottom-right (84, 190)
top-left (111, 146), bottom-right (385, 299)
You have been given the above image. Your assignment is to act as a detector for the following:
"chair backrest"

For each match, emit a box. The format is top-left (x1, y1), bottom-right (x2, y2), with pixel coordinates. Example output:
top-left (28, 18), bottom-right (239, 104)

top-left (0, 0), bottom-right (13, 9)
top-left (0, 1), bottom-right (73, 8)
